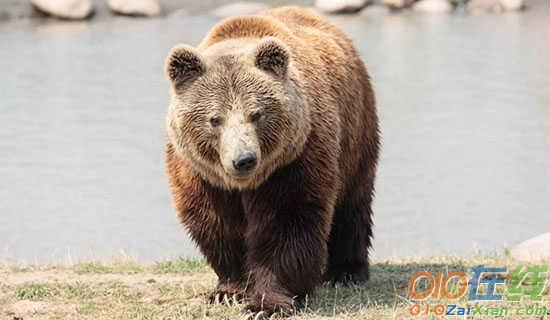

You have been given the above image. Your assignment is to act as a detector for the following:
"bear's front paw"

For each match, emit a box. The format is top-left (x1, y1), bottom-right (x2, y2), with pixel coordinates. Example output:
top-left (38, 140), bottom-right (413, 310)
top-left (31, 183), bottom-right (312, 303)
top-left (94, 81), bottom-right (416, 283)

top-left (324, 262), bottom-right (369, 285)
top-left (208, 281), bottom-right (247, 305)
top-left (245, 292), bottom-right (298, 317)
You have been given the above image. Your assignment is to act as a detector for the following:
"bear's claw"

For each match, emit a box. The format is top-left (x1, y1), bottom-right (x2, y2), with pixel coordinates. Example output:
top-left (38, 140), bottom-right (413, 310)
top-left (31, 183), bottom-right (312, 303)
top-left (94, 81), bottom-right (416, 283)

top-left (208, 281), bottom-right (247, 305)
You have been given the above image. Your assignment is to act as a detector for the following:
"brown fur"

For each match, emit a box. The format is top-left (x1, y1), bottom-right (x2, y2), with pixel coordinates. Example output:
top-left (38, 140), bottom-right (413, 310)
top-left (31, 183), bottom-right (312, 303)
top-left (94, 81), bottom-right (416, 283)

top-left (165, 6), bottom-right (380, 316)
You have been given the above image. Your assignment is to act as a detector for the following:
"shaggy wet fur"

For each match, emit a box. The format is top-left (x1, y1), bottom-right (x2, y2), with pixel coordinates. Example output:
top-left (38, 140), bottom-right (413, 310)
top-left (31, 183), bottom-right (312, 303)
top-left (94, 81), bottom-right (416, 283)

top-left (165, 6), bottom-right (380, 316)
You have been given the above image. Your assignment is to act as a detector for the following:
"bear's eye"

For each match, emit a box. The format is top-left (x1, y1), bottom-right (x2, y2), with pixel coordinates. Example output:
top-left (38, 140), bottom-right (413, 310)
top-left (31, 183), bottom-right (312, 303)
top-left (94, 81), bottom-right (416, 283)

top-left (209, 116), bottom-right (222, 127)
top-left (250, 111), bottom-right (263, 123)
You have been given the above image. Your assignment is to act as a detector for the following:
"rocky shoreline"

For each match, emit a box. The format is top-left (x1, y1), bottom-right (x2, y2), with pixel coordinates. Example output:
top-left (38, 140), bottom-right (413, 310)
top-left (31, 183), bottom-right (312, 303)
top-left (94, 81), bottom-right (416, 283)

top-left (0, 0), bottom-right (531, 23)
top-left (0, 0), bottom-right (312, 21)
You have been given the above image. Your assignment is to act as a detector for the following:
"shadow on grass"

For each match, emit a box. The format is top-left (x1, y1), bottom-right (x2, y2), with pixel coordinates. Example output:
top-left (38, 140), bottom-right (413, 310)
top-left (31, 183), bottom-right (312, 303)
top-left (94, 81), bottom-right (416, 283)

top-left (305, 262), bottom-right (469, 316)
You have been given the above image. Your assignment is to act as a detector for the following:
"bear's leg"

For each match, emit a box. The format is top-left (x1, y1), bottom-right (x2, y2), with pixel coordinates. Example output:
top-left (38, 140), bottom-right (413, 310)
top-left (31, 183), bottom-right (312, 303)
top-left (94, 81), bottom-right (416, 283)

top-left (325, 165), bottom-right (376, 284)
top-left (168, 167), bottom-right (248, 303)
top-left (187, 215), bottom-right (248, 303)
top-left (242, 161), bottom-right (337, 316)
top-left (191, 200), bottom-right (248, 304)
top-left (205, 237), bottom-right (248, 304)
top-left (244, 205), bottom-right (330, 315)
top-left (325, 201), bottom-right (372, 283)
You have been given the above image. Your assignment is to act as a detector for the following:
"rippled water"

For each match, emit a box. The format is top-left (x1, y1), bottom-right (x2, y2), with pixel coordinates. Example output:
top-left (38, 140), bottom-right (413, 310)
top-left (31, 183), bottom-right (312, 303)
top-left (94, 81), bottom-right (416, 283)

top-left (1, 4), bottom-right (549, 263)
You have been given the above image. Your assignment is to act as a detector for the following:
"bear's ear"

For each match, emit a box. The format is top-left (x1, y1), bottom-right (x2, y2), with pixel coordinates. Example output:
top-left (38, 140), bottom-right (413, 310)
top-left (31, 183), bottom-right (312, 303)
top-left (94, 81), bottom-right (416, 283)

top-left (254, 37), bottom-right (290, 78)
top-left (165, 44), bottom-right (205, 87)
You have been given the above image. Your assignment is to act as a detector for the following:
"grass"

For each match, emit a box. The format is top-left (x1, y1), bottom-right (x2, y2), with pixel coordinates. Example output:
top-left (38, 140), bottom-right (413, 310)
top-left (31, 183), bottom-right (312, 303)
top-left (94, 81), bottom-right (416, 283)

top-left (15, 283), bottom-right (55, 300)
top-left (152, 257), bottom-right (209, 274)
top-left (1, 255), bottom-right (549, 319)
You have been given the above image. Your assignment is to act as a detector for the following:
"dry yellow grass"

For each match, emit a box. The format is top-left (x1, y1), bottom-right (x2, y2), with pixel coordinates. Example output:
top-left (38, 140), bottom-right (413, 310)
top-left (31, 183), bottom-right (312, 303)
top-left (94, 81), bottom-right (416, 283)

top-left (0, 256), bottom-right (548, 320)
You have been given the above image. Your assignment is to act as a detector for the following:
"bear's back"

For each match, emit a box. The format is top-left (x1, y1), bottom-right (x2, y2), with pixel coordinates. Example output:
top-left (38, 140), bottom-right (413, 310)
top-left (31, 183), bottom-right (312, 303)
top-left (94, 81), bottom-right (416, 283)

top-left (198, 7), bottom-right (355, 69)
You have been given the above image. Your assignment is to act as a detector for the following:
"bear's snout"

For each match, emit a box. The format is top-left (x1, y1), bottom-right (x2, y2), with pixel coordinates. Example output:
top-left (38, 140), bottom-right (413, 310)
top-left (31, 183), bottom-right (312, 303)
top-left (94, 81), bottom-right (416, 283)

top-left (218, 112), bottom-right (262, 182)
top-left (232, 152), bottom-right (258, 173)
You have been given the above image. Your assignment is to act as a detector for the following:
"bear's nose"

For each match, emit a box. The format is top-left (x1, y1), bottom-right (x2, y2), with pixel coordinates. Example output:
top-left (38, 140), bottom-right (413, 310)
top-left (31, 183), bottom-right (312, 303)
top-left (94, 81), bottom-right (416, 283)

top-left (233, 152), bottom-right (257, 172)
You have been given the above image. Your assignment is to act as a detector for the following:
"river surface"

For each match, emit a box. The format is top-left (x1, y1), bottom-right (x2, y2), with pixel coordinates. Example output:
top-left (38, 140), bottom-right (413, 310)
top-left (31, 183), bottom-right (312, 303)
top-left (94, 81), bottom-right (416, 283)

top-left (1, 4), bottom-right (549, 264)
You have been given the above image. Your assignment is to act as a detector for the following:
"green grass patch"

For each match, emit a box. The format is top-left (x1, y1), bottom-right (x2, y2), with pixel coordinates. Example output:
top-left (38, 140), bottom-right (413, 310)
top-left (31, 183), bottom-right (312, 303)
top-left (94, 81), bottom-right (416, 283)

top-left (63, 282), bottom-right (97, 299)
top-left (74, 260), bottom-right (144, 274)
top-left (15, 283), bottom-right (56, 300)
top-left (77, 302), bottom-right (99, 316)
top-left (15, 282), bottom-right (96, 301)
top-left (74, 262), bottom-right (112, 274)
top-left (153, 257), bottom-right (208, 274)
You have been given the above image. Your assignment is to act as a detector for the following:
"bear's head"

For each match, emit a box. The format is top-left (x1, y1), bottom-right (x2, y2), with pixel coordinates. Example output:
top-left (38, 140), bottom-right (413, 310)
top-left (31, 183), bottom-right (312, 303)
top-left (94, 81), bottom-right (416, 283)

top-left (165, 37), bottom-right (310, 190)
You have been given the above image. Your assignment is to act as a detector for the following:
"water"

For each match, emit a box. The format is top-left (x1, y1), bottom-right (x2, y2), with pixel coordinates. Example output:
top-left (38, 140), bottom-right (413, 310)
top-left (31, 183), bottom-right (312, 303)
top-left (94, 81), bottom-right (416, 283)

top-left (1, 5), bottom-right (549, 264)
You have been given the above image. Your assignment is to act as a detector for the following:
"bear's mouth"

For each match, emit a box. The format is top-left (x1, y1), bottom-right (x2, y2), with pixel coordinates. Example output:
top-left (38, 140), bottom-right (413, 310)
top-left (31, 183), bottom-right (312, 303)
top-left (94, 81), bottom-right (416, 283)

top-left (228, 172), bottom-right (253, 181)
top-left (224, 168), bottom-right (258, 185)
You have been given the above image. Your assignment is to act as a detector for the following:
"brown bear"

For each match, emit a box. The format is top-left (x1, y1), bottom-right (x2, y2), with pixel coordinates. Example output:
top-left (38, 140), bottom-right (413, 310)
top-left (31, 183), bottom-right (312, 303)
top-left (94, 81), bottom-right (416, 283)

top-left (164, 6), bottom-right (380, 315)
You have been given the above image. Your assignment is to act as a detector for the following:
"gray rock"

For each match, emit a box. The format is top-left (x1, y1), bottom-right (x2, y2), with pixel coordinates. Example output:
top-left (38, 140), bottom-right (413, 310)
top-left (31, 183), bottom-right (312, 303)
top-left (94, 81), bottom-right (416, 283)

top-left (511, 233), bottom-right (550, 262)
top-left (107, 0), bottom-right (162, 17)
top-left (210, 2), bottom-right (269, 18)
top-left (315, 0), bottom-right (369, 13)
top-left (31, 0), bottom-right (93, 19)
top-left (499, 0), bottom-right (524, 11)
top-left (413, 0), bottom-right (453, 13)
top-left (466, 0), bottom-right (501, 13)
top-left (381, 0), bottom-right (415, 9)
